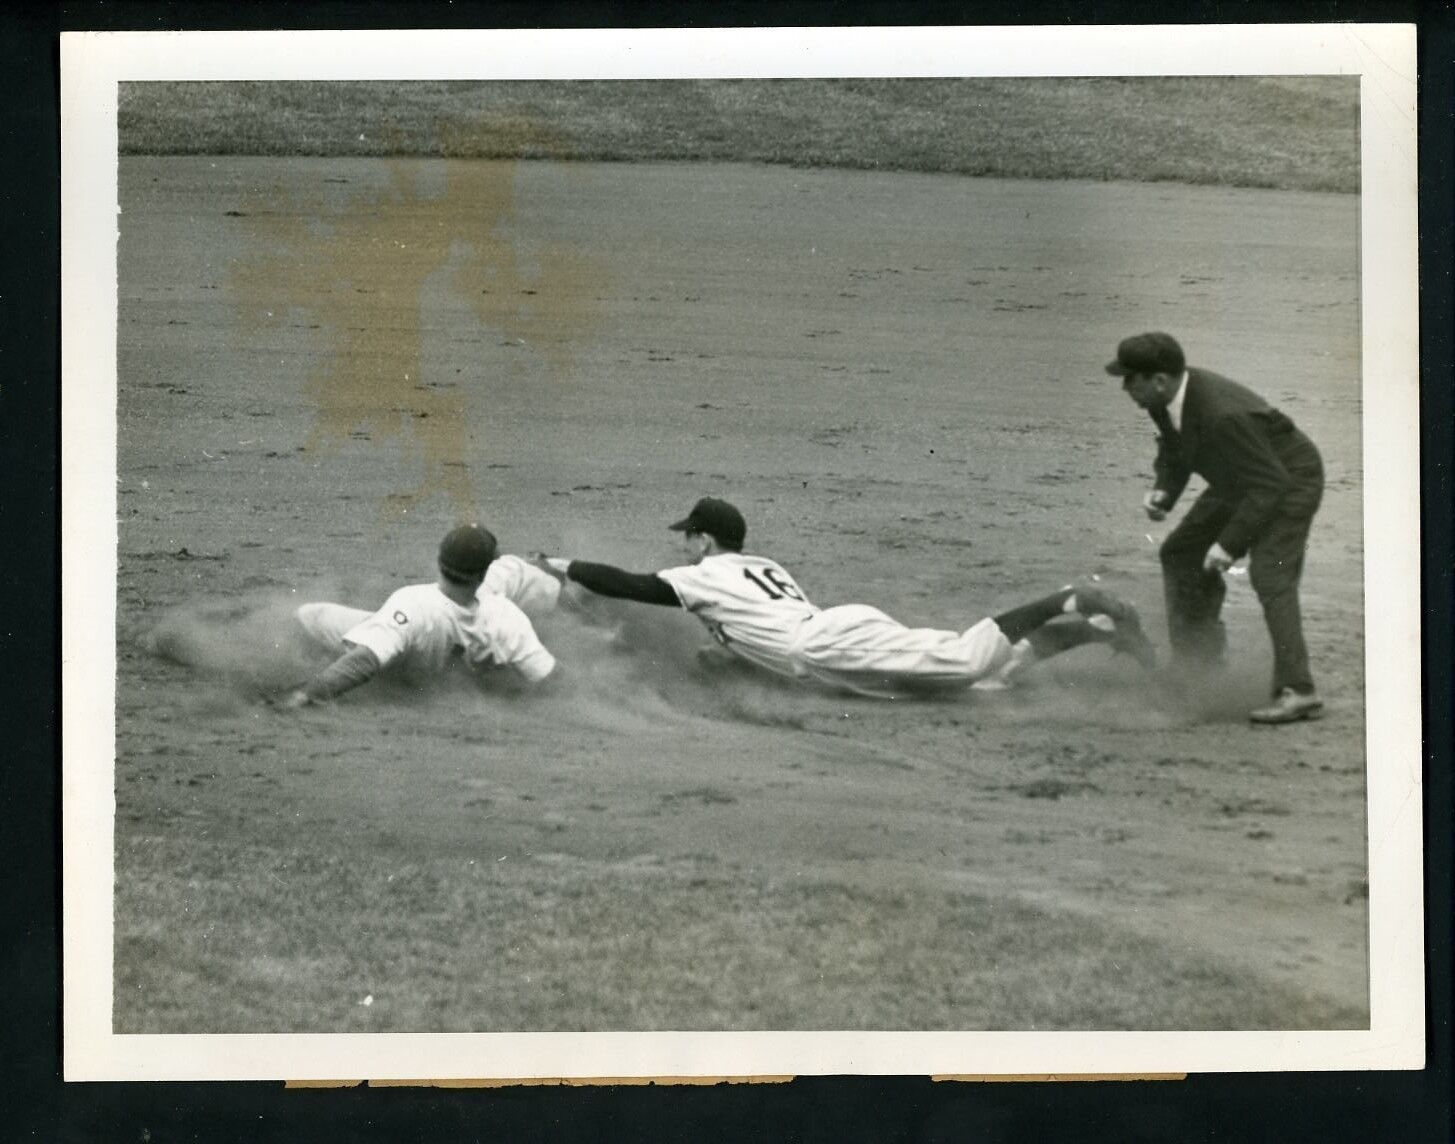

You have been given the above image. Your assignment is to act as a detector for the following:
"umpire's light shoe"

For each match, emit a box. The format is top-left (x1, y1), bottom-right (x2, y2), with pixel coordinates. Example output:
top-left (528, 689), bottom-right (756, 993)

top-left (1249, 688), bottom-right (1324, 724)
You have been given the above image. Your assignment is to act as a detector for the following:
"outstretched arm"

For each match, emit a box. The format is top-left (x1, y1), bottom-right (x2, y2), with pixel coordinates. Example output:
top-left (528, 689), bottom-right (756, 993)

top-left (536, 556), bottom-right (679, 607)
top-left (279, 644), bottom-right (381, 709)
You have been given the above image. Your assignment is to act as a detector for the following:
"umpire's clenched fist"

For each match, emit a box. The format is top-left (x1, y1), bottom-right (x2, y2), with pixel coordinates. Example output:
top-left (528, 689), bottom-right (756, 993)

top-left (1142, 489), bottom-right (1170, 521)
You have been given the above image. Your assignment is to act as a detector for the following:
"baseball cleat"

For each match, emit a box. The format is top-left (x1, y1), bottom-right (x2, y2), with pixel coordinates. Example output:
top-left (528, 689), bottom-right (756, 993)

top-left (1069, 582), bottom-right (1157, 670)
top-left (1248, 688), bottom-right (1324, 724)
top-left (1069, 581), bottom-right (1135, 624)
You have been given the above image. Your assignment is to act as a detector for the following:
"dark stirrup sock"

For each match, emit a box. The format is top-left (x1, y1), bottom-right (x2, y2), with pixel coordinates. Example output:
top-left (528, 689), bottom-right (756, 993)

top-left (992, 587), bottom-right (1077, 644)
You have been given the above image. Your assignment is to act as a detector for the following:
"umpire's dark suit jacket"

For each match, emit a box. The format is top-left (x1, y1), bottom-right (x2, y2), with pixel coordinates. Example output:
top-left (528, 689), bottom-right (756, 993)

top-left (1150, 367), bottom-right (1323, 558)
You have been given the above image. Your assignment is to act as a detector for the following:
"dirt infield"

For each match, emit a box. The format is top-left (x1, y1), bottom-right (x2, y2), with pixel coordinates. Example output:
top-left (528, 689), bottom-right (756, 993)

top-left (113, 156), bottom-right (1366, 1033)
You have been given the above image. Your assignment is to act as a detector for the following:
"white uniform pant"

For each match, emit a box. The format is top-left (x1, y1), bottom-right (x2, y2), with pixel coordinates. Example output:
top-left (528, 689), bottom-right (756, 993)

top-left (785, 604), bottom-right (1015, 698)
top-left (296, 603), bottom-right (372, 654)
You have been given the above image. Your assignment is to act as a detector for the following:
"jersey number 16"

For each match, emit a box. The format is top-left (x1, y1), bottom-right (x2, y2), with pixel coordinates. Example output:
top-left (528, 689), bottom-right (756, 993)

top-left (743, 567), bottom-right (804, 601)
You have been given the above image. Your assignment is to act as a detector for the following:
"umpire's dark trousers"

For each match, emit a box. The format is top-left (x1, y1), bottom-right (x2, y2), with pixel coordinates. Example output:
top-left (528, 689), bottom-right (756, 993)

top-left (1158, 449), bottom-right (1324, 695)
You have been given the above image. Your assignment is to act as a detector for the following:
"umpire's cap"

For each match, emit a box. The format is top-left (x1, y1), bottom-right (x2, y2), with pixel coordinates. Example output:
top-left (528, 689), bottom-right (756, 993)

top-left (1105, 331), bottom-right (1186, 377)
top-left (669, 497), bottom-right (746, 551)
top-left (438, 523), bottom-right (498, 581)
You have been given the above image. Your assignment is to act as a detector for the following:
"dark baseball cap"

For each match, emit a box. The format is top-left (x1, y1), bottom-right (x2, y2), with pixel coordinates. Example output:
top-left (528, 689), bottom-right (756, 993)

top-left (669, 497), bottom-right (746, 550)
top-left (438, 523), bottom-right (498, 581)
top-left (1105, 332), bottom-right (1186, 377)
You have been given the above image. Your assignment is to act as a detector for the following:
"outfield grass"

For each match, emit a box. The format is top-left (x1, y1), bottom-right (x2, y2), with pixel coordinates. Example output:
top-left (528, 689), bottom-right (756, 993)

top-left (118, 77), bottom-right (1358, 192)
top-left (116, 833), bottom-right (1364, 1033)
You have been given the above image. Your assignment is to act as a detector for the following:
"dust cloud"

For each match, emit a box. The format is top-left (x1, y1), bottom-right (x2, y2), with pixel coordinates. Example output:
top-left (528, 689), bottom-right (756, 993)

top-left (141, 591), bottom-right (324, 697)
top-left (136, 581), bottom-right (808, 736)
top-left (136, 577), bottom-right (1244, 741)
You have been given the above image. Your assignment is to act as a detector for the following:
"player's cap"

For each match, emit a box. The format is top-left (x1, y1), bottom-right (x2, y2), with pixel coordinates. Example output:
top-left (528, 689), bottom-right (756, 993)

top-left (669, 497), bottom-right (746, 550)
top-left (1105, 331), bottom-right (1185, 377)
top-left (438, 523), bottom-right (498, 581)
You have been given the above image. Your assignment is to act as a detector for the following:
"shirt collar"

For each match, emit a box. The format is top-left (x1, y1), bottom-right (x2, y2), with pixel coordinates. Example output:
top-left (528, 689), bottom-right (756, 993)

top-left (1166, 370), bottom-right (1191, 431)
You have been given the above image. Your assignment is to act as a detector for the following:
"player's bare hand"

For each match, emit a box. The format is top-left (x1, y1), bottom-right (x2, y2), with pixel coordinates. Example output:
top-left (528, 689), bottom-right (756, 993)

top-left (1202, 542), bottom-right (1234, 574)
top-left (1142, 490), bottom-right (1169, 521)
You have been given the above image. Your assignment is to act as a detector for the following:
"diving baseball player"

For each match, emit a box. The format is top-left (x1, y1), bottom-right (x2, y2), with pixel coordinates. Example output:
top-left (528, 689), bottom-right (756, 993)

top-left (534, 497), bottom-right (1154, 699)
top-left (280, 524), bottom-right (559, 708)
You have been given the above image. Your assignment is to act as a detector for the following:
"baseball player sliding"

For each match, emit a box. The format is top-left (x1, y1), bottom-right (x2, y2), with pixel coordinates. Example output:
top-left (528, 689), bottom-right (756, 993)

top-left (279, 524), bottom-right (562, 709)
top-left (533, 497), bottom-right (1155, 699)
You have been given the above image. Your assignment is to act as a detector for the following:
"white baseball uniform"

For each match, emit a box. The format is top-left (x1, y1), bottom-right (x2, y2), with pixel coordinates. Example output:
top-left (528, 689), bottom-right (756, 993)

top-left (786, 605), bottom-right (1015, 698)
top-left (296, 579), bottom-right (556, 683)
top-left (483, 554), bottom-right (563, 618)
top-left (654, 553), bottom-right (1016, 697)
top-left (656, 553), bottom-right (820, 677)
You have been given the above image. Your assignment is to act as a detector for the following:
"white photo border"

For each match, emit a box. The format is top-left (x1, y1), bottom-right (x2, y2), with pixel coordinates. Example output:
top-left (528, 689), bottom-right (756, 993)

top-left (61, 24), bottom-right (1423, 1081)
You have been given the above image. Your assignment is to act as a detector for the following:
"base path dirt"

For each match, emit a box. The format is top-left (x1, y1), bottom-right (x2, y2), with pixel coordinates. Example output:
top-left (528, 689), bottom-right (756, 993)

top-left (111, 156), bottom-right (1367, 1033)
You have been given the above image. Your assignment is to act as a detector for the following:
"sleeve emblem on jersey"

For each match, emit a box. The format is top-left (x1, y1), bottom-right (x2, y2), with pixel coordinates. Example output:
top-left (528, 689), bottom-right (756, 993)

top-left (392, 610), bottom-right (409, 625)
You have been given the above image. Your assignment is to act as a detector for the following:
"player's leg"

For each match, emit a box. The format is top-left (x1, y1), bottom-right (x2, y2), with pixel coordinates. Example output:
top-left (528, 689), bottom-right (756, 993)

top-left (1158, 491), bottom-right (1233, 668)
top-left (790, 606), bottom-right (1025, 695)
top-left (974, 579), bottom-right (1156, 688)
top-left (786, 605), bottom-right (969, 697)
top-left (295, 603), bottom-right (372, 654)
top-left (969, 617), bottom-right (1114, 691)
top-left (874, 604), bottom-right (1137, 694)
top-left (789, 592), bottom-right (1152, 697)
top-left (1025, 614), bottom-right (1116, 658)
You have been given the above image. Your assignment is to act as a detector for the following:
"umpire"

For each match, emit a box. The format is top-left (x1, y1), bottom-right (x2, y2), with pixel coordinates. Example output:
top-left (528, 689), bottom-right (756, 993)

top-left (1108, 332), bottom-right (1325, 724)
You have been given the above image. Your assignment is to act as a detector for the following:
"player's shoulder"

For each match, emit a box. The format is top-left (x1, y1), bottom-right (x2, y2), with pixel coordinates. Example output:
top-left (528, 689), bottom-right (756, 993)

top-left (719, 551), bottom-right (794, 576)
top-left (700, 550), bottom-right (792, 569)
top-left (656, 556), bottom-right (737, 599)
top-left (367, 583), bottom-right (448, 635)
top-left (672, 552), bottom-right (750, 579)
top-left (671, 552), bottom-right (795, 591)
top-left (704, 551), bottom-right (771, 569)
top-left (383, 581), bottom-right (445, 611)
